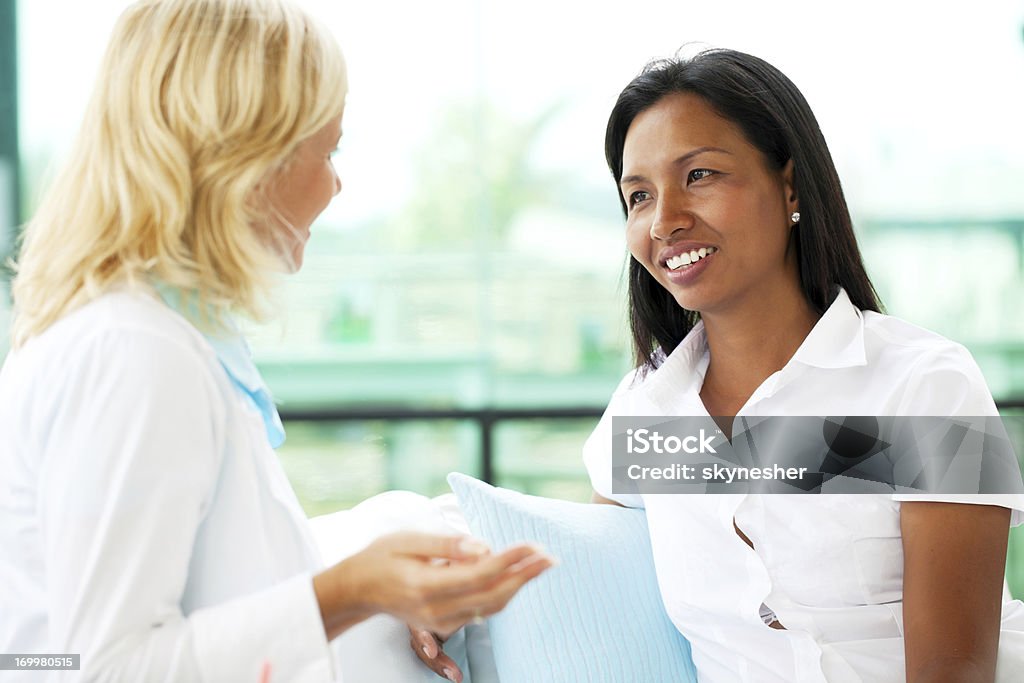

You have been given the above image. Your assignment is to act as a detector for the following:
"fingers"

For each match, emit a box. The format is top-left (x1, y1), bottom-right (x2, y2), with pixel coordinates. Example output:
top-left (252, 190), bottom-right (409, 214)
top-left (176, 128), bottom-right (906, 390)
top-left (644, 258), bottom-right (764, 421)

top-left (441, 552), bottom-right (555, 628)
top-left (380, 539), bottom-right (555, 637)
top-left (383, 531), bottom-right (491, 562)
top-left (409, 628), bottom-right (463, 682)
top-left (411, 627), bottom-right (439, 659)
top-left (424, 543), bottom-right (546, 597)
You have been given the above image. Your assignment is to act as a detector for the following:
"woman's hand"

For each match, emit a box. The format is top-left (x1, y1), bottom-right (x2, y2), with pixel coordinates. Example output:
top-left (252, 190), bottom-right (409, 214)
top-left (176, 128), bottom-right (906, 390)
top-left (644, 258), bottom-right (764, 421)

top-left (406, 546), bottom-right (497, 682)
top-left (591, 489), bottom-right (624, 506)
top-left (410, 625), bottom-right (463, 682)
top-left (312, 531), bottom-right (553, 643)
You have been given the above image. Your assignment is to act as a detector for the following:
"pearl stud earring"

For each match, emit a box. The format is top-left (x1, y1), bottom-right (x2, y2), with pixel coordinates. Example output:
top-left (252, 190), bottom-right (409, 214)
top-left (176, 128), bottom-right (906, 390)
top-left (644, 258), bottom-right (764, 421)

top-left (791, 212), bottom-right (801, 224)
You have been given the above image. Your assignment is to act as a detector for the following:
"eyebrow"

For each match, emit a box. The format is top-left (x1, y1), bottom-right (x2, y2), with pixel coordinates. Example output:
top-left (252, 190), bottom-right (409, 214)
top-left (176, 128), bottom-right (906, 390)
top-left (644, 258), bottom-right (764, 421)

top-left (619, 146), bottom-right (732, 187)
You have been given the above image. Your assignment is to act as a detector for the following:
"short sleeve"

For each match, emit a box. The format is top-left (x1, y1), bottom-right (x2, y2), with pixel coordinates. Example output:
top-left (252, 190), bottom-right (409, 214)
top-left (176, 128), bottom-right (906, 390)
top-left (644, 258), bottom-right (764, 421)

top-left (895, 342), bottom-right (999, 417)
top-left (891, 342), bottom-right (1024, 527)
top-left (584, 370), bottom-right (646, 509)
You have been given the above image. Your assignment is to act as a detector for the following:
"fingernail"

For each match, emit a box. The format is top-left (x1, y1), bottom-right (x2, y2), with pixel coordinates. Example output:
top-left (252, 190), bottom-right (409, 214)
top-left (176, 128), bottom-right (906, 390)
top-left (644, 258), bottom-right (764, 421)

top-left (515, 553), bottom-right (556, 572)
top-left (443, 667), bottom-right (456, 681)
top-left (458, 538), bottom-right (489, 556)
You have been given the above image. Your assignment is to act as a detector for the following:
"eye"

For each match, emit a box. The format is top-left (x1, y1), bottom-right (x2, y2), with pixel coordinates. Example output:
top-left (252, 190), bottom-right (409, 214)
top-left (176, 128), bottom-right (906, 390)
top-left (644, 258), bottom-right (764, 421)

top-left (628, 190), bottom-right (651, 209)
top-left (687, 168), bottom-right (716, 183)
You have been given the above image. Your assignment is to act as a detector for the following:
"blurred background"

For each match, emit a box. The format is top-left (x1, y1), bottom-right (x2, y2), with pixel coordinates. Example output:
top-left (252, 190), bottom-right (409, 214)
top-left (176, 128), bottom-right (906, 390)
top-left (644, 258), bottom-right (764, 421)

top-left (1, 0), bottom-right (1023, 591)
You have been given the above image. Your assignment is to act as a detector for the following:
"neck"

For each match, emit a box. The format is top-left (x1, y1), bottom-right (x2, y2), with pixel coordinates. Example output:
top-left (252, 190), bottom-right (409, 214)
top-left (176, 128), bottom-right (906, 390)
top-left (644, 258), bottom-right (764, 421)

top-left (699, 280), bottom-right (820, 407)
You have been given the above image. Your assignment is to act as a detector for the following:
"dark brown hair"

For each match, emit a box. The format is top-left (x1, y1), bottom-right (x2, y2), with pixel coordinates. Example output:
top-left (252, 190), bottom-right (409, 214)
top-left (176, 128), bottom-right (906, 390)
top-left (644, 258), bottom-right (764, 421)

top-left (605, 48), bottom-right (882, 372)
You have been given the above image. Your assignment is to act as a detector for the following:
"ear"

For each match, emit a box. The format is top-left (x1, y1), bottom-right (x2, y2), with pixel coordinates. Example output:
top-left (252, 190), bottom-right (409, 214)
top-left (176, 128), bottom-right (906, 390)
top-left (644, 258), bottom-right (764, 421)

top-left (782, 158), bottom-right (798, 219)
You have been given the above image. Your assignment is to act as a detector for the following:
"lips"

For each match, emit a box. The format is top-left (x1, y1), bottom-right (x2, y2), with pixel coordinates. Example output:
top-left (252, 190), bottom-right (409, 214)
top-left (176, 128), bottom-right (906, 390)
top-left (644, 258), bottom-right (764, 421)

top-left (663, 246), bottom-right (714, 285)
top-left (666, 246), bottom-right (717, 271)
top-left (658, 241), bottom-right (717, 268)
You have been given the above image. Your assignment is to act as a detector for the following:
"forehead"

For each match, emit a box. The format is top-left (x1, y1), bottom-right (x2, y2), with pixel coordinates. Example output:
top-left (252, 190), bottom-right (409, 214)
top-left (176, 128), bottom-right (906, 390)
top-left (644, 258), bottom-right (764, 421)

top-left (622, 92), bottom-right (750, 168)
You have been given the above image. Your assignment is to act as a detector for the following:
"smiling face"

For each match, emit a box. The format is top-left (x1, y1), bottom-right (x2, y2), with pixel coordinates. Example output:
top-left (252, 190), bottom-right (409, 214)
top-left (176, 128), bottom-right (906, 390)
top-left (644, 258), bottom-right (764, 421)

top-left (262, 112), bottom-right (344, 271)
top-left (620, 92), bottom-right (800, 317)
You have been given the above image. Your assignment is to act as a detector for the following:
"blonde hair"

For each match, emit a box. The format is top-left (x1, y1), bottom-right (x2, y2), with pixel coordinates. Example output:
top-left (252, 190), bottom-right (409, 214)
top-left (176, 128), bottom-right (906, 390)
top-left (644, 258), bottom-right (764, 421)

top-left (10, 0), bottom-right (347, 347)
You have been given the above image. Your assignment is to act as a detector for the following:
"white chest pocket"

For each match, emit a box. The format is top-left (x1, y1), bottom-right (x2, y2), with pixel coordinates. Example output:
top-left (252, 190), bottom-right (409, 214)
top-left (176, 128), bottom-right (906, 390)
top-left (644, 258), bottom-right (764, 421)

top-left (751, 496), bottom-right (903, 607)
top-left (850, 500), bottom-right (904, 604)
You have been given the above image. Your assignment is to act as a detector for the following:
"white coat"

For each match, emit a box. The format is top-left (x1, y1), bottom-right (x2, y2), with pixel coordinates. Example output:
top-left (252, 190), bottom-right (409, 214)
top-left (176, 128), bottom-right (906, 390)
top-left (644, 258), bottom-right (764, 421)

top-left (0, 288), bottom-right (337, 682)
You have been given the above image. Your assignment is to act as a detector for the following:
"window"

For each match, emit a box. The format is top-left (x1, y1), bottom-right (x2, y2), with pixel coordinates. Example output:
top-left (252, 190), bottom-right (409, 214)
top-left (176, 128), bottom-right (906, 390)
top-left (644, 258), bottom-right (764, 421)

top-left (6, 0), bottom-right (1024, 593)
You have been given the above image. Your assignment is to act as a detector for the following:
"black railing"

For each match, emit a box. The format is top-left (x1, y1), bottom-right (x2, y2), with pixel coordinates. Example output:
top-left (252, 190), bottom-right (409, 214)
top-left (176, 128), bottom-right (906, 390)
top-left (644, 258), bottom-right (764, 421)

top-left (279, 406), bottom-right (604, 483)
top-left (279, 399), bottom-right (1024, 484)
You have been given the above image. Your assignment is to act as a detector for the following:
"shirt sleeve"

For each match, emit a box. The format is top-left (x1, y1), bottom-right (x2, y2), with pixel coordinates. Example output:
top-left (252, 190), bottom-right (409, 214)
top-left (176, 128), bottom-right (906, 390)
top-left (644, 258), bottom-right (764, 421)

top-left (36, 328), bottom-right (336, 682)
top-left (891, 342), bottom-right (1024, 527)
top-left (583, 369), bottom-right (645, 509)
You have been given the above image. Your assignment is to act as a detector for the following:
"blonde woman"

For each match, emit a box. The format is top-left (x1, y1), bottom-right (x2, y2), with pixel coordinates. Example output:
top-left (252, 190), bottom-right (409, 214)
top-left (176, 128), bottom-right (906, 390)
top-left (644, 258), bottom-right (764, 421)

top-left (0, 1), bottom-right (552, 681)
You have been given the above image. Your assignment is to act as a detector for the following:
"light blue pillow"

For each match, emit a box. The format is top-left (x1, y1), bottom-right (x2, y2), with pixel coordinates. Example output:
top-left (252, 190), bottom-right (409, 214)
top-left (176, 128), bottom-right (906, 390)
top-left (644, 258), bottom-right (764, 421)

top-left (447, 473), bottom-right (698, 683)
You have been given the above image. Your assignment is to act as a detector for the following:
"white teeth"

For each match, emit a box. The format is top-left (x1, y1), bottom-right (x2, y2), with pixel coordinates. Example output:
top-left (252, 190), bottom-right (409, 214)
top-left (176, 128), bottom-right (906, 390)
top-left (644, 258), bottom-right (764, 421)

top-left (667, 246), bottom-right (716, 271)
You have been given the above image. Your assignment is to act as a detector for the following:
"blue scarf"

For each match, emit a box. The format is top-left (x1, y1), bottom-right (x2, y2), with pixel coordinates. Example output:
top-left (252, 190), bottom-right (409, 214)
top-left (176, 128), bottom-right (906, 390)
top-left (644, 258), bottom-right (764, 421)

top-left (154, 284), bottom-right (286, 449)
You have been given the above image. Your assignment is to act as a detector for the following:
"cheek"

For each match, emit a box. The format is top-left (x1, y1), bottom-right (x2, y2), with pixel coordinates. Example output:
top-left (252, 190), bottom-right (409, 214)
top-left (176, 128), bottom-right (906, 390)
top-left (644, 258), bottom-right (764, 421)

top-left (624, 219), bottom-right (652, 262)
top-left (725, 193), bottom-right (788, 253)
top-left (312, 168), bottom-right (337, 209)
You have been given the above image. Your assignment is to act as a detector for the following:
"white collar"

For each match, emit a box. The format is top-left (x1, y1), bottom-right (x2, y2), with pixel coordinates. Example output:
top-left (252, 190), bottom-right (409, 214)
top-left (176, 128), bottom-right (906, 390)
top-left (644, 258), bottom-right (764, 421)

top-left (789, 287), bottom-right (867, 370)
top-left (639, 287), bottom-right (867, 411)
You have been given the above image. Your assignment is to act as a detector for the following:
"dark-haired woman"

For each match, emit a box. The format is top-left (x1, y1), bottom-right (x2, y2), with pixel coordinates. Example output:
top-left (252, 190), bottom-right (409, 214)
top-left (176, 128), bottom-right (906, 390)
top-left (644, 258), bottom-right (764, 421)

top-left (585, 49), bottom-right (1024, 682)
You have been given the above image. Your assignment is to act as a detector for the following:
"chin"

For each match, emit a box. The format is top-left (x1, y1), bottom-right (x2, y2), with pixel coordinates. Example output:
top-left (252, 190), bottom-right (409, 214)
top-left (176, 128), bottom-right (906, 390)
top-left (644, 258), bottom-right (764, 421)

top-left (665, 286), bottom-right (704, 313)
top-left (287, 249), bottom-right (305, 273)
top-left (271, 244), bottom-right (305, 274)
top-left (672, 295), bottom-right (700, 313)
top-left (286, 234), bottom-right (310, 272)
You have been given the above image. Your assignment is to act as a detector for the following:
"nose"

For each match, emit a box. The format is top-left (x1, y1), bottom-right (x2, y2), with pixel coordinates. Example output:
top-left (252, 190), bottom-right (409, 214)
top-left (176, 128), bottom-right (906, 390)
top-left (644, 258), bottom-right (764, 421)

top-left (649, 189), bottom-right (695, 241)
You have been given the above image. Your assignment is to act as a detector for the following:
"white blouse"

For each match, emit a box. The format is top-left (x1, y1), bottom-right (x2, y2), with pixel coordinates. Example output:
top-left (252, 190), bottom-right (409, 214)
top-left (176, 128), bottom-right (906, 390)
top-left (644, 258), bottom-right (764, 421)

top-left (0, 289), bottom-right (338, 681)
top-left (584, 288), bottom-right (1024, 682)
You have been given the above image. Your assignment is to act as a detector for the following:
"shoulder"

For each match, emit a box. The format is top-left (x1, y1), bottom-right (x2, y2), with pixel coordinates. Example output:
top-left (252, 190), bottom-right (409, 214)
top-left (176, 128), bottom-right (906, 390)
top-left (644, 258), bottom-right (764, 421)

top-left (6, 288), bottom-right (228, 408)
top-left (862, 310), bottom-right (962, 354)
top-left (860, 310), bottom-right (980, 375)
top-left (49, 287), bottom-right (211, 353)
top-left (24, 288), bottom-right (215, 368)
top-left (860, 311), bottom-right (996, 415)
top-left (0, 289), bottom-right (232, 474)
